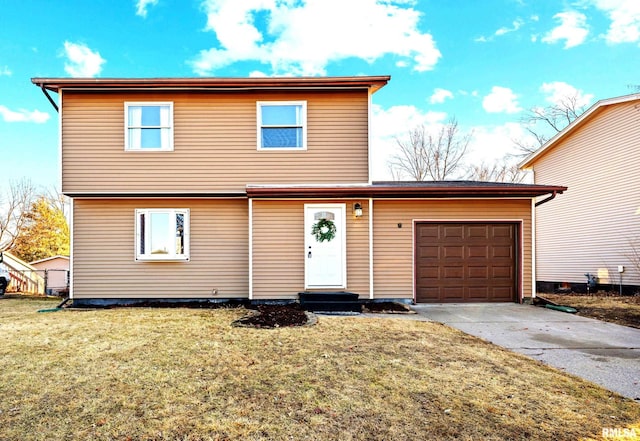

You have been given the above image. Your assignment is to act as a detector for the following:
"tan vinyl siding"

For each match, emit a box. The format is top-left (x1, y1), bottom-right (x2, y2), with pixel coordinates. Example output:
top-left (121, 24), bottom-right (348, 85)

top-left (72, 199), bottom-right (248, 298)
top-left (373, 199), bottom-right (532, 300)
top-left (251, 200), bottom-right (370, 299)
top-left (532, 101), bottom-right (640, 285)
top-left (61, 91), bottom-right (369, 194)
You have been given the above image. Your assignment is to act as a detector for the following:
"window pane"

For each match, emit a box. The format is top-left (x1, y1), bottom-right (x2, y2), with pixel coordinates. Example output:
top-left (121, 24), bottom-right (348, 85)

top-left (261, 105), bottom-right (301, 126)
top-left (261, 127), bottom-right (302, 148)
top-left (128, 106), bottom-right (142, 126)
top-left (141, 106), bottom-right (162, 126)
top-left (176, 213), bottom-right (184, 255)
top-left (140, 128), bottom-right (162, 148)
top-left (150, 212), bottom-right (170, 254)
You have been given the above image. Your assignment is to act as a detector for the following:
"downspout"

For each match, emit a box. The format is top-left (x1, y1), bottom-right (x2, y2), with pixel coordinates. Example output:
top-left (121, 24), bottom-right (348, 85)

top-left (534, 191), bottom-right (558, 207)
top-left (40, 86), bottom-right (59, 113)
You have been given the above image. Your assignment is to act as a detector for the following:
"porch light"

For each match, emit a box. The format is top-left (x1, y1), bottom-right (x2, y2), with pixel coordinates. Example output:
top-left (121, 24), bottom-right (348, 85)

top-left (353, 202), bottom-right (363, 218)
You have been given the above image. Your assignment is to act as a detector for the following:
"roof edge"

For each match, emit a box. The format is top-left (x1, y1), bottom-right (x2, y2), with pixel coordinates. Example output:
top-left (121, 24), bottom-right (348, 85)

top-left (31, 75), bottom-right (390, 94)
top-left (246, 182), bottom-right (567, 199)
top-left (520, 92), bottom-right (640, 169)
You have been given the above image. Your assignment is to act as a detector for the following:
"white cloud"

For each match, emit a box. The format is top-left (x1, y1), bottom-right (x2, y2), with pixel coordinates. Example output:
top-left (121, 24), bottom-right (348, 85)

top-left (0, 105), bottom-right (50, 124)
top-left (0, 66), bottom-right (11, 76)
top-left (63, 42), bottom-right (105, 77)
top-left (192, 0), bottom-right (441, 76)
top-left (589, 0), bottom-right (640, 43)
top-left (540, 81), bottom-right (594, 107)
top-left (495, 18), bottom-right (524, 36)
top-left (136, 0), bottom-right (159, 17)
top-left (370, 104), bottom-right (448, 180)
top-left (429, 88), bottom-right (453, 104)
top-left (475, 18), bottom-right (524, 42)
top-left (465, 123), bottom-right (528, 166)
top-left (542, 11), bottom-right (589, 48)
top-left (482, 86), bottom-right (522, 114)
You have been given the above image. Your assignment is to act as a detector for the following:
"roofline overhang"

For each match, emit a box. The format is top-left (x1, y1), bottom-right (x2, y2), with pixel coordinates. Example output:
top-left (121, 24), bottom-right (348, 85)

top-left (519, 92), bottom-right (640, 169)
top-left (31, 75), bottom-right (390, 94)
top-left (245, 184), bottom-right (567, 199)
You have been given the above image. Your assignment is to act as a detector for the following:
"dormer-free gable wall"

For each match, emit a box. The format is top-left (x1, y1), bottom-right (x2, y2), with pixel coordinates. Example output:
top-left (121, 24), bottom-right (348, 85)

top-left (61, 89), bottom-right (370, 194)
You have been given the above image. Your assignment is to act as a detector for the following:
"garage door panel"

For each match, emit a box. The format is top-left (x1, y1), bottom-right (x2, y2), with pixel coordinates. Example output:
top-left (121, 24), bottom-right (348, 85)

top-left (468, 266), bottom-right (489, 279)
top-left (418, 245), bottom-right (439, 259)
top-left (418, 225), bottom-right (440, 239)
top-left (442, 226), bottom-right (464, 240)
top-left (443, 245), bottom-right (463, 258)
top-left (468, 225), bottom-right (489, 238)
top-left (467, 245), bottom-right (488, 258)
top-left (415, 222), bottom-right (517, 303)
top-left (417, 266), bottom-right (439, 279)
top-left (443, 266), bottom-right (463, 279)
top-left (492, 265), bottom-right (512, 279)
top-left (492, 225), bottom-right (514, 238)
top-left (443, 287), bottom-right (464, 299)
top-left (492, 245), bottom-right (513, 258)
top-left (468, 286), bottom-right (490, 300)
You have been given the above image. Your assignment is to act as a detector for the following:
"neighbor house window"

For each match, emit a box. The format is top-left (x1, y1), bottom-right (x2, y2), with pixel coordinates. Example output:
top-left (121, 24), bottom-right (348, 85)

top-left (135, 209), bottom-right (189, 261)
top-left (257, 101), bottom-right (307, 150)
top-left (125, 102), bottom-right (173, 151)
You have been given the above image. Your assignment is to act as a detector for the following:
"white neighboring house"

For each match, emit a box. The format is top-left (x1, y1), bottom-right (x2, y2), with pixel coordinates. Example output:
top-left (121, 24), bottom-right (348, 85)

top-left (29, 255), bottom-right (70, 295)
top-left (520, 93), bottom-right (640, 293)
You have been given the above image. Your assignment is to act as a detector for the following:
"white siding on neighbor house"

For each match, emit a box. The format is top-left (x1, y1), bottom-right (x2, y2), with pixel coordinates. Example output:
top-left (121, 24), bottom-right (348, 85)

top-left (532, 101), bottom-right (640, 285)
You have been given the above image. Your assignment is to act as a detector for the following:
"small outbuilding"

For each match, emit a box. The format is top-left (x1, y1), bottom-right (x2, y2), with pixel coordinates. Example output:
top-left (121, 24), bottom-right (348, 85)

top-left (29, 256), bottom-right (70, 295)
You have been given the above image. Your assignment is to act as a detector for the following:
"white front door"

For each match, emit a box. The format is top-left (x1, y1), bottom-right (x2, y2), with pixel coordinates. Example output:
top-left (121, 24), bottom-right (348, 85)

top-left (304, 204), bottom-right (346, 289)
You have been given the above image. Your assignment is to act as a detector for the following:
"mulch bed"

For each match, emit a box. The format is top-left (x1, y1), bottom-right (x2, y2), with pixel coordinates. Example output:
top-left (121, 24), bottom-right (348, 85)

top-left (232, 304), bottom-right (316, 328)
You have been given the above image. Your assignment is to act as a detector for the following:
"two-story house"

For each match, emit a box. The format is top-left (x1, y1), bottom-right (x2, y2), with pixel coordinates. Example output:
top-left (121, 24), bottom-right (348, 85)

top-left (32, 76), bottom-right (565, 306)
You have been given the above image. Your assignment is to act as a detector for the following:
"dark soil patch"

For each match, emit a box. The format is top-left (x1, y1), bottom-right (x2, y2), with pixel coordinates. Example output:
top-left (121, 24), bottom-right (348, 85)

top-left (540, 293), bottom-right (640, 329)
top-left (363, 301), bottom-right (415, 314)
top-left (233, 304), bottom-right (314, 328)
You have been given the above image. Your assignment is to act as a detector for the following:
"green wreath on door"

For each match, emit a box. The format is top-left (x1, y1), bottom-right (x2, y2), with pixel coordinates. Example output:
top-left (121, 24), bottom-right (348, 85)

top-left (311, 218), bottom-right (336, 242)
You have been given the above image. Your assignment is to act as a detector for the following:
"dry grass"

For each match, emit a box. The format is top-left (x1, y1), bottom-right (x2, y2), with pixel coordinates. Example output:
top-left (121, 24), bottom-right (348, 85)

top-left (0, 297), bottom-right (639, 441)
top-left (541, 293), bottom-right (640, 329)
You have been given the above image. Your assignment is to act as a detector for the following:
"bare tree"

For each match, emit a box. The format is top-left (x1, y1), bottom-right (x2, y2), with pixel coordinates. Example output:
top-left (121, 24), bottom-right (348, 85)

top-left (389, 118), bottom-right (472, 181)
top-left (0, 179), bottom-right (38, 251)
top-left (514, 93), bottom-right (588, 155)
top-left (467, 157), bottom-right (526, 183)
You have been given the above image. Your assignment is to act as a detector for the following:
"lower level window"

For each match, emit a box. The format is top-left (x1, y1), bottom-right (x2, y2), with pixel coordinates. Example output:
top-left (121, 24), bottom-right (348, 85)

top-left (135, 209), bottom-right (190, 261)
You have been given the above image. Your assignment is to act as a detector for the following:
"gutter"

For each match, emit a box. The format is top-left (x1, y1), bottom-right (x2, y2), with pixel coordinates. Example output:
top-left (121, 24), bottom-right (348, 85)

top-left (40, 85), bottom-right (59, 113)
top-left (534, 191), bottom-right (559, 207)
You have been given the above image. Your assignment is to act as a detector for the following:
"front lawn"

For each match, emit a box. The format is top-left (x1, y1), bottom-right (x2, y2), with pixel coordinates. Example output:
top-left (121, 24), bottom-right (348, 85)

top-left (0, 297), bottom-right (638, 440)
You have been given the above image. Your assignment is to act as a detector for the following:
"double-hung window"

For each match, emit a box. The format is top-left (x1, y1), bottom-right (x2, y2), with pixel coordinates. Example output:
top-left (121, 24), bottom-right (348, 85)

top-left (135, 209), bottom-right (189, 261)
top-left (257, 101), bottom-right (307, 150)
top-left (125, 102), bottom-right (173, 151)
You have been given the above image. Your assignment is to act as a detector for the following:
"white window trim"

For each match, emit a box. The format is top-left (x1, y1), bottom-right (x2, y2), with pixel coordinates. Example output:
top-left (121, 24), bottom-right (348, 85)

top-left (135, 208), bottom-right (190, 261)
top-left (124, 102), bottom-right (174, 152)
top-left (256, 100), bottom-right (307, 151)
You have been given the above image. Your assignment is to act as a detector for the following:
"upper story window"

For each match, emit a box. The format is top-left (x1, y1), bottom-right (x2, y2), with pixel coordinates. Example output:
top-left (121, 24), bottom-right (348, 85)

top-left (135, 208), bottom-right (189, 261)
top-left (125, 102), bottom-right (173, 151)
top-left (257, 101), bottom-right (307, 150)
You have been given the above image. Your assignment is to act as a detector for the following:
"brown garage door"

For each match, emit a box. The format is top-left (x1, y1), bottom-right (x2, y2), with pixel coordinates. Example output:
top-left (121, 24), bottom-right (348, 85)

top-left (415, 222), bottom-right (517, 303)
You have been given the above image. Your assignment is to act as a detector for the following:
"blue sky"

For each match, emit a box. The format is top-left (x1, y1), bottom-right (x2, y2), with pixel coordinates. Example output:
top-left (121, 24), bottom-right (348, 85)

top-left (2, 0), bottom-right (640, 189)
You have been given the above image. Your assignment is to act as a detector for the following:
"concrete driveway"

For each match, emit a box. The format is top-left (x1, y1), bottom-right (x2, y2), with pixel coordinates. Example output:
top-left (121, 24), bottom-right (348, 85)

top-left (409, 303), bottom-right (640, 401)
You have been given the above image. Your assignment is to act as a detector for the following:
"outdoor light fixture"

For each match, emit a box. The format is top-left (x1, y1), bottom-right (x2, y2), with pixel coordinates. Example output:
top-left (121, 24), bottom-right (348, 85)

top-left (353, 202), bottom-right (363, 218)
